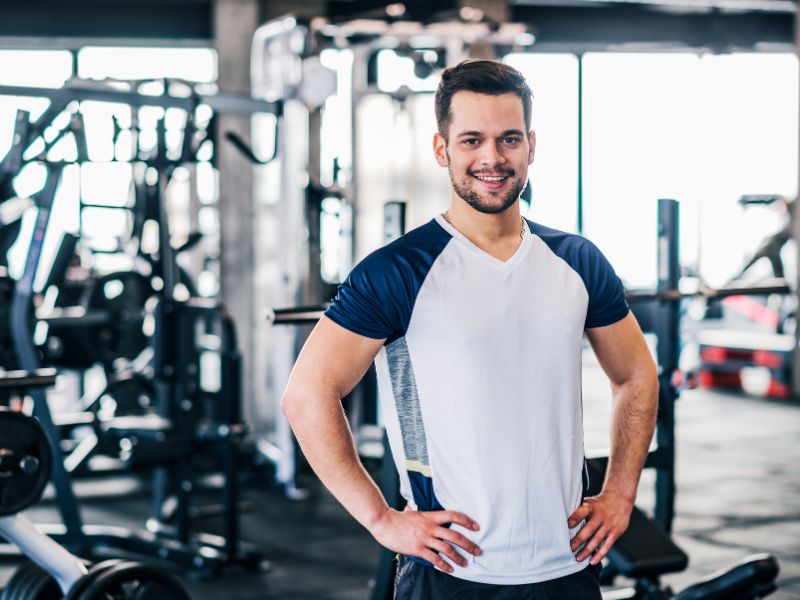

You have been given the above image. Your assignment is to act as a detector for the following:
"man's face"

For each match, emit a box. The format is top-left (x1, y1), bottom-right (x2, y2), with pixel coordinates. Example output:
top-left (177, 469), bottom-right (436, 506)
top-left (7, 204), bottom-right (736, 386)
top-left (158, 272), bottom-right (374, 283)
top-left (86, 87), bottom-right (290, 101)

top-left (434, 91), bottom-right (535, 215)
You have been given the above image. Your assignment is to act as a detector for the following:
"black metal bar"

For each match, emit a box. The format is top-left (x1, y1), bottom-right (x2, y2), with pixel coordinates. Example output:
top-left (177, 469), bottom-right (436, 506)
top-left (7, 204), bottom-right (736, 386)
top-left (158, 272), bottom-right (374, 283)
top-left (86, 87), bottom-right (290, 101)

top-left (654, 198), bottom-right (679, 533)
top-left (266, 304), bottom-right (330, 324)
top-left (0, 369), bottom-right (57, 390)
top-left (0, 111), bottom-right (30, 178)
top-left (626, 280), bottom-right (790, 302)
top-left (218, 311), bottom-right (241, 562)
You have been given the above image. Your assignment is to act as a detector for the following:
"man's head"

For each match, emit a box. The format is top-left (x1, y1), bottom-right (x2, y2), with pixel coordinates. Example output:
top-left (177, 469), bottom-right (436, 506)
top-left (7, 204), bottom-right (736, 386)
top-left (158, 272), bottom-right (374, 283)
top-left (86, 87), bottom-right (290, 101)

top-left (435, 59), bottom-right (533, 142)
top-left (433, 60), bottom-right (535, 215)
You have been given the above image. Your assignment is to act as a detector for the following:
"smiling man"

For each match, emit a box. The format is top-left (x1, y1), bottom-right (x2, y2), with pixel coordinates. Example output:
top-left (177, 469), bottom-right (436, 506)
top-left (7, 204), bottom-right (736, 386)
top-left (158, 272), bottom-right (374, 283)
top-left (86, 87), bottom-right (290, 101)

top-left (281, 59), bottom-right (658, 599)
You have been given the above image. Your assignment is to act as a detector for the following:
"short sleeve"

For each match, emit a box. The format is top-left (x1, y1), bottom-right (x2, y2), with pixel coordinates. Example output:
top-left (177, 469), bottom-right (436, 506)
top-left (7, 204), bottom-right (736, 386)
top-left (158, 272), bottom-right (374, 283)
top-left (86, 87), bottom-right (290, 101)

top-left (583, 242), bottom-right (629, 329)
top-left (324, 251), bottom-right (406, 341)
top-left (323, 219), bottom-right (452, 342)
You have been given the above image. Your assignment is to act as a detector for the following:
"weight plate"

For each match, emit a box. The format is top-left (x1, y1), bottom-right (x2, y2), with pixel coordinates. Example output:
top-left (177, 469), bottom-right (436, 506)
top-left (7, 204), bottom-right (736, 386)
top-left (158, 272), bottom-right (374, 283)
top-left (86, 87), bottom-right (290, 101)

top-left (43, 270), bottom-right (152, 370)
top-left (95, 373), bottom-right (154, 420)
top-left (0, 409), bottom-right (52, 516)
top-left (65, 560), bottom-right (190, 600)
top-left (62, 559), bottom-right (124, 600)
top-left (88, 271), bottom-right (152, 366)
top-left (1, 560), bottom-right (60, 600)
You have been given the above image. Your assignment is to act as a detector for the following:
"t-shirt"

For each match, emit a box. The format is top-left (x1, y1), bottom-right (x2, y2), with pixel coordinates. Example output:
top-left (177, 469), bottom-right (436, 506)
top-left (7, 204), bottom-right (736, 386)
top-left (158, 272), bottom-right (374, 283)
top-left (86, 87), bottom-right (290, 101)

top-left (325, 215), bottom-right (629, 585)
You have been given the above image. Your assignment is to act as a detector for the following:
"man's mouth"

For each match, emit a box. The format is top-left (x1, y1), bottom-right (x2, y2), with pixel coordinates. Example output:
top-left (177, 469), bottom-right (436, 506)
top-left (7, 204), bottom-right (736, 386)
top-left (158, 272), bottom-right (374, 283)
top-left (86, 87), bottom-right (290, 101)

top-left (471, 173), bottom-right (512, 189)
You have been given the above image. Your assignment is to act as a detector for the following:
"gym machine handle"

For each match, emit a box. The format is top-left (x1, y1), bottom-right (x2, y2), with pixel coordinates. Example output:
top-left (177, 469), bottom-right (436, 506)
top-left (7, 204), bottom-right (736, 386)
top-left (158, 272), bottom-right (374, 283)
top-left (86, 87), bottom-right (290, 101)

top-left (265, 304), bottom-right (329, 325)
top-left (0, 368), bottom-right (57, 390)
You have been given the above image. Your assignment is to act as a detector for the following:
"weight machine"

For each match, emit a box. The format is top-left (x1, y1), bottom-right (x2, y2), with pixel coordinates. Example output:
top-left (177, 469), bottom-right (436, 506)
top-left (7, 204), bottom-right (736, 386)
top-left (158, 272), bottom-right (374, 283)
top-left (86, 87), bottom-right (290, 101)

top-left (0, 370), bottom-right (192, 599)
top-left (0, 79), bottom-right (278, 576)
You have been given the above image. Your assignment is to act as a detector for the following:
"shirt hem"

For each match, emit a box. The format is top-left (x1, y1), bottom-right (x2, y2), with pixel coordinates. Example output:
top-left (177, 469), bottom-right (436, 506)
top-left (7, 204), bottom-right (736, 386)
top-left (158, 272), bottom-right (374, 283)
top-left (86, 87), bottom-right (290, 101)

top-left (446, 558), bottom-right (590, 586)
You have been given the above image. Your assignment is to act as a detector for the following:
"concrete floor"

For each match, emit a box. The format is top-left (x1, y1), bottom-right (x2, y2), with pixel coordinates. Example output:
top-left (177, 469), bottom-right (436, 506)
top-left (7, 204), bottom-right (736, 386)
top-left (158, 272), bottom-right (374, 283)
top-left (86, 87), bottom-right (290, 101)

top-left (1, 359), bottom-right (798, 599)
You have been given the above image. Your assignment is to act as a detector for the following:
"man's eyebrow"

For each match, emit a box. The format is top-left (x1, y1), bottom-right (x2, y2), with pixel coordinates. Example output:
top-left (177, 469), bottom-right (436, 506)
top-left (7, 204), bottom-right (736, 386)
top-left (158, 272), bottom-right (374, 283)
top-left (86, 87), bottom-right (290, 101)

top-left (456, 129), bottom-right (525, 138)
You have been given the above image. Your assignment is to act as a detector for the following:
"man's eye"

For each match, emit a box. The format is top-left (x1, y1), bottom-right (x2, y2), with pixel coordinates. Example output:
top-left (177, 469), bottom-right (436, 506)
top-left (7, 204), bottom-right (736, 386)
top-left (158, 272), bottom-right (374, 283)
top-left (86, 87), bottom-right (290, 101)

top-left (504, 137), bottom-right (522, 144)
top-left (463, 138), bottom-right (480, 145)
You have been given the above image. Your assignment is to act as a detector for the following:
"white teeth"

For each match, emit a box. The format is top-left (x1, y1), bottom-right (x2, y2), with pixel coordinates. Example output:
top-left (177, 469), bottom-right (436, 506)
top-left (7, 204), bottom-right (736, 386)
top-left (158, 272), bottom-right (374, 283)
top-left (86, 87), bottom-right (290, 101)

top-left (476, 176), bottom-right (505, 182)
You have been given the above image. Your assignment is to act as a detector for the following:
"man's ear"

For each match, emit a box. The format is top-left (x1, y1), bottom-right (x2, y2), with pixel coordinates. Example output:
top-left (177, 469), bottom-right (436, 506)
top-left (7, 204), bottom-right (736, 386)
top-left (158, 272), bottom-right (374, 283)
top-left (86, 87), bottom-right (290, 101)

top-left (528, 130), bottom-right (536, 165)
top-left (433, 132), bottom-right (448, 167)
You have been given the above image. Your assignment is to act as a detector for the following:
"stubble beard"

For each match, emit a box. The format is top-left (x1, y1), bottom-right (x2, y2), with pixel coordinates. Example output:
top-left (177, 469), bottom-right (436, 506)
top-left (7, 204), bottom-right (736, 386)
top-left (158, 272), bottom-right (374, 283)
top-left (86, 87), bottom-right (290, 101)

top-left (446, 154), bottom-right (526, 216)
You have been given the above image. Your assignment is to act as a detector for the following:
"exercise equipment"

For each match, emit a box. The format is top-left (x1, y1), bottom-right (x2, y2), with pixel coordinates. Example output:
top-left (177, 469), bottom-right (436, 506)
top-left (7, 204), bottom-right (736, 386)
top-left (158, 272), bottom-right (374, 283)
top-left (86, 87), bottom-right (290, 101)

top-left (584, 458), bottom-right (779, 600)
top-left (0, 83), bottom-right (268, 577)
top-left (0, 409), bottom-right (52, 517)
top-left (40, 270), bottom-right (152, 371)
top-left (0, 371), bottom-right (192, 599)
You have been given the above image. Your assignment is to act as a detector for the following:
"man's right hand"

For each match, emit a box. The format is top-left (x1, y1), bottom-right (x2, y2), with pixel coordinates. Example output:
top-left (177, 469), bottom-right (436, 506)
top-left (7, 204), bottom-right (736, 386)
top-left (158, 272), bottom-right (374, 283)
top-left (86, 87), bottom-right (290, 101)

top-left (368, 508), bottom-right (482, 573)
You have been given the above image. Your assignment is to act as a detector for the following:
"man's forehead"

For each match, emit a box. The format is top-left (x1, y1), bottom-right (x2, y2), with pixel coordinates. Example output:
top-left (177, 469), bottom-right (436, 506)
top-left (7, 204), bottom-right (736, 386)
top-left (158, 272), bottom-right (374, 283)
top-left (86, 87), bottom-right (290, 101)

top-left (448, 91), bottom-right (526, 131)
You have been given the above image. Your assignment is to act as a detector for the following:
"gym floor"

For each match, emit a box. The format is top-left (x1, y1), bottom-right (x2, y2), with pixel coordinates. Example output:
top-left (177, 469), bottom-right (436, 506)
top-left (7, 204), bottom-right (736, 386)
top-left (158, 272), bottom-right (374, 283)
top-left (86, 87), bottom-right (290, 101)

top-left (2, 353), bottom-right (798, 599)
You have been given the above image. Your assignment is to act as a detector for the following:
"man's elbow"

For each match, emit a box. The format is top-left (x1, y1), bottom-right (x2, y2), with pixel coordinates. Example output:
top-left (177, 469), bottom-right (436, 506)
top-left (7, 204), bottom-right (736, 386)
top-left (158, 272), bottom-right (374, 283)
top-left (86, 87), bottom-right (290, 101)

top-left (280, 388), bottom-right (304, 422)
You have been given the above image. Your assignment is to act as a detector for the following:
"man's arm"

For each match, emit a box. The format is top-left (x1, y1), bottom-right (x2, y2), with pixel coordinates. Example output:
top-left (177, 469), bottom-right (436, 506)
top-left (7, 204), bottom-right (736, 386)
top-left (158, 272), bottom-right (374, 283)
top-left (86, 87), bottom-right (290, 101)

top-left (567, 311), bottom-right (659, 564)
top-left (281, 316), bottom-right (481, 572)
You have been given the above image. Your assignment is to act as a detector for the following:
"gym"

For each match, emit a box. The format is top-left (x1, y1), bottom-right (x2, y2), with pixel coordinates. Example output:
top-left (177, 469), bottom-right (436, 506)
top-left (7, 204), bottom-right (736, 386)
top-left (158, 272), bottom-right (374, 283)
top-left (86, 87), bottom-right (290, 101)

top-left (0, 1), bottom-right (797, 598)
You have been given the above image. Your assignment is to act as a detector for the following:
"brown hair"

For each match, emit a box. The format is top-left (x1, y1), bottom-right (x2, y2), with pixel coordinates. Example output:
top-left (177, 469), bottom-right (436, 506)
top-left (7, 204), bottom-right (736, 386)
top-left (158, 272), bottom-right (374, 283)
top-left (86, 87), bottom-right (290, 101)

top-left (435, 59), bottom-right (533, 141)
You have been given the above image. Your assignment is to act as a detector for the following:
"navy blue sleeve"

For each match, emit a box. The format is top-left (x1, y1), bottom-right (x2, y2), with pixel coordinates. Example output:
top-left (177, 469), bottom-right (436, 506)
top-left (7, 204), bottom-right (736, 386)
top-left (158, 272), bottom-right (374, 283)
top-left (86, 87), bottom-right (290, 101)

top-left (324, 219), bottom-right (452, 343)
top-left (324, 249), bottom-right (406, 341)
top-left (581, 240), bottom-right (629, 329)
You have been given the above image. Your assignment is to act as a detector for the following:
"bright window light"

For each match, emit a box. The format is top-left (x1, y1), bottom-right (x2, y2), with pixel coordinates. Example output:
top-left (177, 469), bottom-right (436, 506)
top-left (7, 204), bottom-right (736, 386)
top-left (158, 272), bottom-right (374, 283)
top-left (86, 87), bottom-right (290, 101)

top-left (505, 53), bottom-right (579, 233)
top-left (376, 50), bottom-right (439, 93)
top-left (582, 52), bottom-right (798, 288)
top-left (0, 50), bottom-right (73, 87)
top-left (78, 47), bottom-right (217, 82)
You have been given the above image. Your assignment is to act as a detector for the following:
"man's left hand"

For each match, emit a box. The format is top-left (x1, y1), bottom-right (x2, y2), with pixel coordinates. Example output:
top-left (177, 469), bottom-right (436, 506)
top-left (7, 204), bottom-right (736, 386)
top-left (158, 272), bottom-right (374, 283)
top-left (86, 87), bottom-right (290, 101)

top-left (566, 491), bottom-right (633, 565)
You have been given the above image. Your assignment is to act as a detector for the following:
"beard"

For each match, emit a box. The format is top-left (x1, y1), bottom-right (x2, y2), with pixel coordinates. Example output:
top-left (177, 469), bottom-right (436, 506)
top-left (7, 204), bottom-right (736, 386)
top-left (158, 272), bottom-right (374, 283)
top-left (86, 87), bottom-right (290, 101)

top-left (447, 158), bottom-right (526, 215)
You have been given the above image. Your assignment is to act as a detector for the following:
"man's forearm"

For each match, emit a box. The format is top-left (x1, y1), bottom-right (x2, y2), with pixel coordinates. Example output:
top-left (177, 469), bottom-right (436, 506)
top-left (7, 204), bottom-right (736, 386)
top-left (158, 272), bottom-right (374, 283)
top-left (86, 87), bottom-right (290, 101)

top-left (282, 390), bottom-right (389, 531)
top-left (603, 376), bottom-right (659, 502)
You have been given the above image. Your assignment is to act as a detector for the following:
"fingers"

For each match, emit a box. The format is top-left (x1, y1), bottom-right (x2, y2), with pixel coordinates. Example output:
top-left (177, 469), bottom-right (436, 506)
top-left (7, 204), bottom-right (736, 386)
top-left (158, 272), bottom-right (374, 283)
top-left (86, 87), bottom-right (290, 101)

top-left (567, 503), bottom-right (591, 528)
top-left (432, 511), bottom-right (480, 532)
top-left (589, 533), bottom-right (618, 565)
top-left (437, 527), bottom-right (482, 556)
top-left (570, 516), bottom-right (600, 552)
top-left (575, 525), bottom-right (608, 561)
top-left (419, 549), bottom-right (455, 573)
top-left (429, 538), bottom-right (468, 568)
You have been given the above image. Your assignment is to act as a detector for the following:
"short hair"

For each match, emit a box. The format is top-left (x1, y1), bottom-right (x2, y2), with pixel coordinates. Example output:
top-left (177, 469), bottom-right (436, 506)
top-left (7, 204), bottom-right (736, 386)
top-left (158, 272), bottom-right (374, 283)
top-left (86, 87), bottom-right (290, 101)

top-left (435, 59), bottom-right (533, 141)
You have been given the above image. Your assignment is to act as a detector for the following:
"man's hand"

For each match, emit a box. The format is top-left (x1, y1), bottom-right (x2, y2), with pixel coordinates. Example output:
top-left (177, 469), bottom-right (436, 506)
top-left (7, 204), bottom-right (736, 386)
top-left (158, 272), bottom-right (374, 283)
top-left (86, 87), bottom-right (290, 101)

top-left (567, 491), bottom-right (633, 565)
top-left (369, 508), bottom-right (482, 573)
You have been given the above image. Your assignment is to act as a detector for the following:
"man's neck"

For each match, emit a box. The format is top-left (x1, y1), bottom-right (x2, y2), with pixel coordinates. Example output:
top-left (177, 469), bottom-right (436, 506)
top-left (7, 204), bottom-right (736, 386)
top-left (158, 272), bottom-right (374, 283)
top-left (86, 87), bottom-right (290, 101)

top-left (444, 201), bottom-right (523, 244)
top-left (443, 200), bottom-right (524, 262)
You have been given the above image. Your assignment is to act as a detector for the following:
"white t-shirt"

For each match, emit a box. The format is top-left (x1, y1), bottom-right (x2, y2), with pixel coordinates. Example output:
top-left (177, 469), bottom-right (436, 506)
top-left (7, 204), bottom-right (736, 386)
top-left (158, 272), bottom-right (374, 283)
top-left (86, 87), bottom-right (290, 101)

top-left (325, 215), bottom-right (629, 585)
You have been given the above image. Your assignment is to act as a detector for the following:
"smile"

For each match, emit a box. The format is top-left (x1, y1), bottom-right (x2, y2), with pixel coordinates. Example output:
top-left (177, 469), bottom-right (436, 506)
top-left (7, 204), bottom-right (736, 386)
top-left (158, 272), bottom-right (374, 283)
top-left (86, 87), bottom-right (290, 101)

top-left (474, 175), bottom-right (507, 182)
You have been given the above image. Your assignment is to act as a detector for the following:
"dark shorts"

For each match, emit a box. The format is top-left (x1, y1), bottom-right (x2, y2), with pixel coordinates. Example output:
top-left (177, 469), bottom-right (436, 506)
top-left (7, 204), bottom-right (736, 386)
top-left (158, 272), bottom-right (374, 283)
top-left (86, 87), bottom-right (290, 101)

top-left (393, 556), bottom-right (602, 600)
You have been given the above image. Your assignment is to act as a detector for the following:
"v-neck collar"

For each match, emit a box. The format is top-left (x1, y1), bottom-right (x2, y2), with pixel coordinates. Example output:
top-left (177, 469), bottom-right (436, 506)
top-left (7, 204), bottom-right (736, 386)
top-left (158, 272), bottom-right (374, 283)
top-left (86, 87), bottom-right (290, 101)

top-left (434, 214), bottom-right (533, 272)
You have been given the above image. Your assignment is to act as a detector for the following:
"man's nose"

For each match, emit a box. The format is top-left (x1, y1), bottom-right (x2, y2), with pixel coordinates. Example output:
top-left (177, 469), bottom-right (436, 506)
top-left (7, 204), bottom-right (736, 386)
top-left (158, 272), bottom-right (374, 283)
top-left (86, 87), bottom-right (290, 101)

top-left (479, 142), bottom-right (507, 166)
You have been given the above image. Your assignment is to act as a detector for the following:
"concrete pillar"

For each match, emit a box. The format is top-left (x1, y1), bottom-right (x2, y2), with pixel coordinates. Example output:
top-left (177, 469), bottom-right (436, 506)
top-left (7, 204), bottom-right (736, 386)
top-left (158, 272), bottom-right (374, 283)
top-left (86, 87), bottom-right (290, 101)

top-left (459, 0), bottom-right (509, 59)
top-left (214, 0), bottom-right (260, 418)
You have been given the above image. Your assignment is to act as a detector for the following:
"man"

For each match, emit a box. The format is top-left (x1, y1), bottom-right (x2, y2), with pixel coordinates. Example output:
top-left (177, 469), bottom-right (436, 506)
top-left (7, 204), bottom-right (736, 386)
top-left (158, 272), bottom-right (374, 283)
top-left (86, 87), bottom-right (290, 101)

top-left (281, 59), bottom-right (658, 599)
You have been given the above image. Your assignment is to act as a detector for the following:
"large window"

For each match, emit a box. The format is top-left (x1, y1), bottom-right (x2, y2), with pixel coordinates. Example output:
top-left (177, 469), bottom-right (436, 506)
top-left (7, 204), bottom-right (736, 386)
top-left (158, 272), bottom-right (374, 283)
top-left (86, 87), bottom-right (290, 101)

top-left (505, 53), bottom-right (580, 234)
top-left (0, 47), bottom-right (219, 295)
top-left (582, 53), bottom-right (798, 288)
